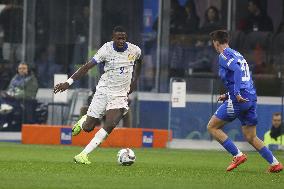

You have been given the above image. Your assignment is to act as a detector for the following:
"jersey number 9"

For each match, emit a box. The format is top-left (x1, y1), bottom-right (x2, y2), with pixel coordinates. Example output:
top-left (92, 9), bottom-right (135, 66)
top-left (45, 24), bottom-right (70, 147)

top-left (120, 67), bottom-right (124, 74)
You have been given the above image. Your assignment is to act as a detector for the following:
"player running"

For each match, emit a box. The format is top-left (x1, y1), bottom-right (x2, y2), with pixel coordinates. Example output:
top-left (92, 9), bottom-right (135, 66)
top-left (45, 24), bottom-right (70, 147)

top-left (54, 26), bottom-right (142, 164)
top-left (207, 30), bottom-right (283, 173)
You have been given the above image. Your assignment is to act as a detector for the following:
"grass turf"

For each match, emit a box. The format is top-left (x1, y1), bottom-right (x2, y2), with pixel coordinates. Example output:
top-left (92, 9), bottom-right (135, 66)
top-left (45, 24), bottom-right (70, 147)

top-left (0, 142), bottom-right (283, 189)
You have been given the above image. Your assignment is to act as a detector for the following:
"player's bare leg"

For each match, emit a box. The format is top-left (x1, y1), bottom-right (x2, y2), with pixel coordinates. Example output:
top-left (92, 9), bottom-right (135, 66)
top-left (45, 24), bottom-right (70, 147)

top-left (242, 125), bottom-right (283, 173)
top-left (72, 115), bottom-right (101, 136)
top-left (103, 108), bottom-right (126, 133)
top-left (207, 115), bottom-right (228, 143)
top-left (207, 115), bottom-right (247, 171)
top-left (242, 125), bottom-right (264, 150)
top-left (74, 108), bottom-right (125, 164)
top-left (73, 116), bottom-right (101, 164)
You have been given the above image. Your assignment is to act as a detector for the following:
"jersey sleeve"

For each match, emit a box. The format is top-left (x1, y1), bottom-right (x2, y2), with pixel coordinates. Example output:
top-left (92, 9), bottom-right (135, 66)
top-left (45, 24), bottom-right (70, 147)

top-left (91, 43), bottom-right (107, 64)
top-left (225, 55), bottom-right (242, 96)
top-left (135, 47), bottom-right (142, 60)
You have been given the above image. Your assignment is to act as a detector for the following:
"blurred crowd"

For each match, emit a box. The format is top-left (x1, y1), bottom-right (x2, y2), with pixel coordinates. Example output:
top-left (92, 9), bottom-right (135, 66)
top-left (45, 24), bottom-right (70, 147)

top-left (165, 0), bottom-right (281, 78)
top-left (0, 0), bottom-right (282, 90)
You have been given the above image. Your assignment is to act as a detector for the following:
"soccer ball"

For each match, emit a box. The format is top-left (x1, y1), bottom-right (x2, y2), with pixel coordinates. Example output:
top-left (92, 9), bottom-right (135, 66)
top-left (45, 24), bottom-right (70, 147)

top-left (117, 148), bottom-right (136, 166)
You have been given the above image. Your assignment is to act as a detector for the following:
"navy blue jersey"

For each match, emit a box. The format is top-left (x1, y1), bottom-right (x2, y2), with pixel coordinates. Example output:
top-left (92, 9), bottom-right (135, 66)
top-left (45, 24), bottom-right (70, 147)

top-left (218, 48), bottom-right (256, 101)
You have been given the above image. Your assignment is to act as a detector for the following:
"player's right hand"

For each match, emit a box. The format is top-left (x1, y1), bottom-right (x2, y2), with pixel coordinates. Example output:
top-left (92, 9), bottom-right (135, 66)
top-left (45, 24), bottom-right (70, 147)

top-left (54, 82), bottom-right (70, 94)
top-left (236, 95), bottom-right (249, 103)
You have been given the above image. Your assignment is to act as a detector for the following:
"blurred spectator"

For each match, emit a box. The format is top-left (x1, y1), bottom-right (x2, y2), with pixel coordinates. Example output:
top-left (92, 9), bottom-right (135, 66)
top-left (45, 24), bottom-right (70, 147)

top-left (68, 6), bottom-right (90, 88)
top-left (238, 0), bottom-right (273, 32)
top-left (0, 62), bottom-right (38, 130)
top-left (153, 0), bottom-right (186, 34)
top-left (269, 112), bottom-right (283, 140)
top-left (71, 6), bottom-right (89, 67)
top-left (169, 0), bottom-right (187, 34)
top-left (201, 6), bottom-right (223, 33)
top-left (4, 63), bottom-right (38, 100)
top-left (182, 0), bottom-right (200, 34)
top-left (264, 112), bottom-right (284, 146)
top-left (35, 45), bottom-right (62, 88)
top-left (0, 1), bottom-right (23, 64)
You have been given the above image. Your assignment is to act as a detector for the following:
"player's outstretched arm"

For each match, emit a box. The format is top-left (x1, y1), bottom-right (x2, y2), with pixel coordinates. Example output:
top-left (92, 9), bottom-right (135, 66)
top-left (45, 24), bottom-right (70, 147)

top-left (129, 57), bottom-right (143, 95)
top-left (54, 61), bottom-right (95, 94)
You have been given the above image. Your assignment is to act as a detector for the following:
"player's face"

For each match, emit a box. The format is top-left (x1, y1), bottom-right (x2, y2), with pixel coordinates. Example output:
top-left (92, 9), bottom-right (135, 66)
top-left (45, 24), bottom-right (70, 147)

top-left (18, 64), bottom-right (28, 76)
top-left (272, 115), bottom-right (282, 128)
top-left (112, 32), bottom-right (127, 49)
top-left (208, 8), bottom-right (216, 21)
top-left (212, 40), bottom-right (220, 53)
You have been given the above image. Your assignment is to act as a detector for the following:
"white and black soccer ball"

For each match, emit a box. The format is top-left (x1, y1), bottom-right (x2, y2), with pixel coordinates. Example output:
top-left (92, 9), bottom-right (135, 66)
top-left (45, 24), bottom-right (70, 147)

top-left (117, 148), bottom-right (136, 166)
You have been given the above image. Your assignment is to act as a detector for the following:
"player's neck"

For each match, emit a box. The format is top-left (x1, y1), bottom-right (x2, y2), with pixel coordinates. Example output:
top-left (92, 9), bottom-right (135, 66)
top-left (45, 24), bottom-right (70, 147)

top-left (218, 44), bottom-right (229, 53)
top-left (113, 42), bottom-right (128, 52)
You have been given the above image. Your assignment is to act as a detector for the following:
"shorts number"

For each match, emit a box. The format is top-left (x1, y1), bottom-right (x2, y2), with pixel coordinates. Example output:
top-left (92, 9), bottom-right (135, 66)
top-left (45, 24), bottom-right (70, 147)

top-left (239, 59), bottom-right (250, 81)
top-left (120, 67), bottom-right (124, 74)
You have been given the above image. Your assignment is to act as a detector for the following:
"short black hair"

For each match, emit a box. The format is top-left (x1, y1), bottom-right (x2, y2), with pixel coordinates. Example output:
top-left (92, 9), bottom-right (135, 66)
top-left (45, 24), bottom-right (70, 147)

top-left (113, 26), bottom-right (126, 33)
top-left (273, 112), bottom-right (281, 117)
top-left (19, 62), bottom-right (29, 68)
top-left (209, 30), bottom-right (229, 44)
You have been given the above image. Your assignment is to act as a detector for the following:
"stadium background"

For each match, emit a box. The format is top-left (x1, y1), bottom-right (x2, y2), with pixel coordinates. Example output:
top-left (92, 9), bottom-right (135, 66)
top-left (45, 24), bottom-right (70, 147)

top-left (0, 0), bottom-right (284, 146)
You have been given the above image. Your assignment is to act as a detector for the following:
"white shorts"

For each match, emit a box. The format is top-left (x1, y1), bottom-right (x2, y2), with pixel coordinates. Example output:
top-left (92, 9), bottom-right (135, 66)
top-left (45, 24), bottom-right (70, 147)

top-left (87, 91), bottom-right (129, 119)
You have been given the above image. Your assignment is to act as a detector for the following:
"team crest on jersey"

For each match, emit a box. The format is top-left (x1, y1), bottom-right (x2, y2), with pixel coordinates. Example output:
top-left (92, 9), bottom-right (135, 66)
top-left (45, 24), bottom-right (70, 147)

top-left (128, 54), bottom-right (136, 62)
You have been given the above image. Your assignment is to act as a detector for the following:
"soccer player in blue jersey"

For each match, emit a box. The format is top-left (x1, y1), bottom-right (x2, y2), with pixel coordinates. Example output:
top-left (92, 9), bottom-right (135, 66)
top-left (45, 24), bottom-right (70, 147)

top-left (207, 30), bottom-right (283, 173)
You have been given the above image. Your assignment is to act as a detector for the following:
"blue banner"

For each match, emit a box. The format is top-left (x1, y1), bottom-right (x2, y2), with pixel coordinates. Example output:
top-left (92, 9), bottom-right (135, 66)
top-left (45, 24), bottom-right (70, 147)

top-left (142, 131), bottom-right (153, 147)
top-left (60, 128), bottom-right (72, 145)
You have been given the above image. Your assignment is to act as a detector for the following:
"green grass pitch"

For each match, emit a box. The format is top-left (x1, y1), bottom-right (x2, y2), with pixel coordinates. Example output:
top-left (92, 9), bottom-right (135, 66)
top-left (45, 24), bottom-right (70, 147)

top-left (0, 142), bottom-right (283, 189)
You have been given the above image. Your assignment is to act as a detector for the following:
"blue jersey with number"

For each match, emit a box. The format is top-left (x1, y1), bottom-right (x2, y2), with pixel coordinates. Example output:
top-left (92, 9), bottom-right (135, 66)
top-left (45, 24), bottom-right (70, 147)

top-left (218, 48), bottom-right (256, 102)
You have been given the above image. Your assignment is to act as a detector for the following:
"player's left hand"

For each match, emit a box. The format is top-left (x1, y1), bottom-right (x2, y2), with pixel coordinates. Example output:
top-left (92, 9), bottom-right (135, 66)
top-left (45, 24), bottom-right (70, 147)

top-left (54, 82), bottom-right (70, 94)
top-left (217, 94), bottom-right (228, 102)
top-left (236, 95), bottom-right (249, 103)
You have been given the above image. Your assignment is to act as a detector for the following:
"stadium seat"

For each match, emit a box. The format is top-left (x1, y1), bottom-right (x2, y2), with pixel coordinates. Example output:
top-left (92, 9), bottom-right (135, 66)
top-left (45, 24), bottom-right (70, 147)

top-left (67, 89), bottom-right (91, 125)
top-left (47, 102), bottom-right (69, 125)
top-left (186, 131), bottom-right (202, 140)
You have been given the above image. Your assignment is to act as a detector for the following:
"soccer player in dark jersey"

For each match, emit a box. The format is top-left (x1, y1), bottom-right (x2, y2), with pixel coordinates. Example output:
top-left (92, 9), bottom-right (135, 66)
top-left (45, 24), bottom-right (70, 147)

top-left (207, 30), bottom-right (283, 173)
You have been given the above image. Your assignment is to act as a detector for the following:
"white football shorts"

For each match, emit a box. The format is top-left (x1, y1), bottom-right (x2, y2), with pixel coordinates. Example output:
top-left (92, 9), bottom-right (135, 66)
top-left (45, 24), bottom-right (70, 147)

top-left (87, 91), bottom-right (129, 119)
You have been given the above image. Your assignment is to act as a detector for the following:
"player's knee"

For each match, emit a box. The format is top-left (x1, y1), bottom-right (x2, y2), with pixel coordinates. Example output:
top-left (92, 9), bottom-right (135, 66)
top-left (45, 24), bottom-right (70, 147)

top-left (244, 134), bottom-right (256, 143)
top-left (207, 123), bottom-right (215, 133)
top-left (82, 125), bottom-right (93, 133)
top-left (82, 123), bottom-right (94, 133)
top-left (82, 118), bottom-right (100, 133)
top-left (207, 124), bottom-right (211, 132)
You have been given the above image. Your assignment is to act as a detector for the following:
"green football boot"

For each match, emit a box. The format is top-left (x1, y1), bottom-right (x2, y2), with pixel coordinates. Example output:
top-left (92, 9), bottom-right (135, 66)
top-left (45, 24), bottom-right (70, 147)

top-left (73, 152), bottom-right (91, 165)
top-left (72, 122), bottom-right (82, 136)
top-left (72, 115), bottom-right (87, 136)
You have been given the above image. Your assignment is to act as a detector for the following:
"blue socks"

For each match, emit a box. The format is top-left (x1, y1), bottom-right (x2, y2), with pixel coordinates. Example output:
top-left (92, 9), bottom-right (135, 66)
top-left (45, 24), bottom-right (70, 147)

top-left (222, 139), bottom-right (278, 165)
top-left (258, 146), bottom-right (275, 164)
top-left (222, 138), bottom-right (240, 156)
